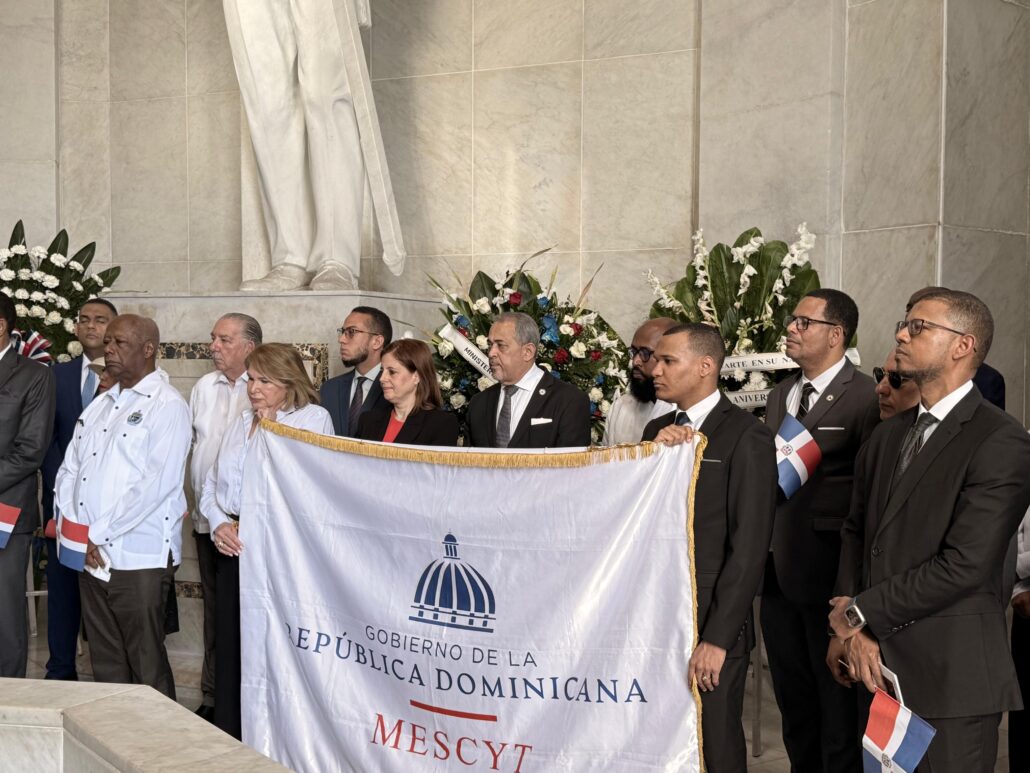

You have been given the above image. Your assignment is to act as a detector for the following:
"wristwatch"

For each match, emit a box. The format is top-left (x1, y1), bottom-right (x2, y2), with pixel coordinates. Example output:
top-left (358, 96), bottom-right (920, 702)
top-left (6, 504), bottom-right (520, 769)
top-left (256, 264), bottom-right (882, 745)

top-left (844, 598), bottom-right (866, 629)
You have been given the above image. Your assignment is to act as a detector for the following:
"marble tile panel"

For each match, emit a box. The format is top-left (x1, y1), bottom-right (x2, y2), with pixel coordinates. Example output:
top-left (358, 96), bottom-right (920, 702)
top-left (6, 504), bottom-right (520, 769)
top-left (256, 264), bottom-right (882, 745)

top-left (0, 161), bottom-right (57, 242)
top-left (700, 0), bottom-right (836, 117)
top-left (186, 0), bottom-right (238, 95)
top-left (159, 747), bottom-right (290, 772)
top-left (698, 95), bottom-right (835, 241)
top-left (374, 73), bottom-right (472, 257)
top-left (63, 735), bottom-right (121, 773)
top-left (473, 63), bottom-right (582, 255)
top-left (582, 51), bottom-right (694, 251)
top-left (940, 226), bottom-right (1027, 420)
top-left (59, 100), bottom-right (111, 263)
top-left (473, 252), bottom-right (582, 308)
top-left (843, 0), bottom-right (942, 230)
top-left (0, 678), bottom-right (138, 726)
top-left (115, 262), bottom-right (191, 294)
top-left (370, 0), bottom-right (473, 79)
top-left (109, 0), bottom-right (186, 101)
top-left (188, 92), bottom-right (242, 262)
top-left (942, 0), bottom-right (1029, 233)
top-left (0, 0), bottom-right (55, 161)
top-left (474, 0), bottom-right (582, 70)
top-left (841, 226), bottom-right (937, 372)
top-left (189, 260), bottom-right (242, 293)
top-left (0, 725), bottom-right (62, 771)
top-left (372, 254), bottom-right (473, 300)
top-left (585, 0), bottom-right (696, 59)
top-left (59, 0), bottom-right (108, 102)
top-left (110, 98), bottom-right (188, 265)
top-left (581, 250), bottom-right (689, 342)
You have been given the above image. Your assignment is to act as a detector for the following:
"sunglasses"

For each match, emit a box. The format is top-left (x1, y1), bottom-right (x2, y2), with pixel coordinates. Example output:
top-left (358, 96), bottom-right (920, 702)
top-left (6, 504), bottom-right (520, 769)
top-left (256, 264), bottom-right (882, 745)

top-left (873, 367), bottom-right (910, 390)
top-left (629, 346), bottom-right (654, 363)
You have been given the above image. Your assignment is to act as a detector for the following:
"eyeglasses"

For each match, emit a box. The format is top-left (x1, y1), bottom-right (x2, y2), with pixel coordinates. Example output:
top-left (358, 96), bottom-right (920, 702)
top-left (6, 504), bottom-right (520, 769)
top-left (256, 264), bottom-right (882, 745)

top-left (629, 346), bottom-right (654, 363)
top-left (337, 326), bottom-right (375, 339)
top-left (873, 367), bottom-right (910, 390)
top-left (894, 319), bottom-right (968, 339)
top-left (785, 314), bottom-right (839, 332)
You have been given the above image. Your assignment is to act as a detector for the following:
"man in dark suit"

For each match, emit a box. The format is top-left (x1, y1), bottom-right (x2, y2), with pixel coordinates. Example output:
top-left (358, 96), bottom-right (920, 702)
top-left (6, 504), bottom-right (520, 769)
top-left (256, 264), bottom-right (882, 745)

top-left (830, 289), bottom-right (1030, 773)
top-left (320, 305), bottom-right (391, 436)
top-left (762, 288), bottom-right (879, 772)
top-left (466, 312), bottom-right (590, 448)
top-left (0, 293), bottom-right (56, 677)
top-left (40, 297), bottom-right (116, 680)
top-left (641, 322), bottom-right (777, 772)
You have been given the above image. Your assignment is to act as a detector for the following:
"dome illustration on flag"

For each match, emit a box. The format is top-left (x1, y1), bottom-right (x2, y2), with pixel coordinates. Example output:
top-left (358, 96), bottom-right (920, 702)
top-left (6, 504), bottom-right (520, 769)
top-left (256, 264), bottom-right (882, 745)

top-left (409, 534), bottom-right (496, 633)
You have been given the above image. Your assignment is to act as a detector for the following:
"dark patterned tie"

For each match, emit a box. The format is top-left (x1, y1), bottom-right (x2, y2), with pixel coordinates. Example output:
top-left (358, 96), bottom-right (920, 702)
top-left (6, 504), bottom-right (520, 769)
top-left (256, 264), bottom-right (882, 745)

top-left (675, 411), bottom-right (691, 426)
top-left (796, 382), bottom-right (817, 420)
top-left (347, 376), bottom-right (367, 436)
top-left (495, 384), bottom-right (519, 447)
top-left (891, 411), bottom-right (939, 491)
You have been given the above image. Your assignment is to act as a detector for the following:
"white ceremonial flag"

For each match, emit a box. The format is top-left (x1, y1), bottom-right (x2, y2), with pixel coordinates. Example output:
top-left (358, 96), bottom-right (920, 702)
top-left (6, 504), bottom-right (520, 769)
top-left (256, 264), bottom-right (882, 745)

top-left (240, 422), bottom-right (704, 773)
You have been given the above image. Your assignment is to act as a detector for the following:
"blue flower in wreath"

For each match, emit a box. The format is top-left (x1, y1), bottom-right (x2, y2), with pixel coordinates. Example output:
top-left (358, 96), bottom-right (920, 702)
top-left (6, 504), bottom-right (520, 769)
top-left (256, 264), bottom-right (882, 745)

top-left (459, 378), bottom-right (470, 390)
top-left (455, 314), bottom-right (471, 330)
top-left (595, 374), bottom-right (605, 385)
top-left (540, 315), bottom-right (559, 344)
top-left (536, 296), bottom-right (550, 309)
top-left (589, 402), bottom-right (597, 413)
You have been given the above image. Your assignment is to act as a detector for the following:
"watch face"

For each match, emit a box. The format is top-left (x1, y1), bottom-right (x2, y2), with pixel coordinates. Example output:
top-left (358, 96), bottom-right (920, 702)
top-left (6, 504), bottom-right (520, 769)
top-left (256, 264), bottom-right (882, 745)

top-left (845, 606), bottom-right (862, 627)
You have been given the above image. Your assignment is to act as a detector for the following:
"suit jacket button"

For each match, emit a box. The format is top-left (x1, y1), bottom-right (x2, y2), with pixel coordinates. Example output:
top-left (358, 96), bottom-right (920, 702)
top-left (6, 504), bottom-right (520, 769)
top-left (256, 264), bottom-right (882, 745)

top-left (872, 546), bottom-right (882, 557)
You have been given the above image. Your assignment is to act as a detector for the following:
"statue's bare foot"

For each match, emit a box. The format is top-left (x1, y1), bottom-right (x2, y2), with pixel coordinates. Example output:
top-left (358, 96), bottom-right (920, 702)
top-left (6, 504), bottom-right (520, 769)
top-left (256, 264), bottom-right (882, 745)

top-left (239, 264), bottom-right (311, 292)
top-left (309, 261), bottom-right (359, 291)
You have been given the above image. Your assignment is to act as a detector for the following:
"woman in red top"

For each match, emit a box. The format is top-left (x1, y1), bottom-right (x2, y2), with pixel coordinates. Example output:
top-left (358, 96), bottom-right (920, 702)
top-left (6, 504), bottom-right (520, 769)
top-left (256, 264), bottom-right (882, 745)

top-left (356, 339), bottom-right (458, 446)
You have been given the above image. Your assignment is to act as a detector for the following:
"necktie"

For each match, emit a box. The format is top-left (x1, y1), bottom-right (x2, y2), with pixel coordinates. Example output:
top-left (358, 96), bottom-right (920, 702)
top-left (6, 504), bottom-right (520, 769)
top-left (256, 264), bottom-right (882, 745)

top-left (81, 368), bottom-right (97, 409)
top-left (495, 384), bottom-right (519, 448)
top-left (892, 412), bottom-right (939, 490)
top-left (347, 376), bottom-right (367, 435)
top-left (796, 382), bottom-right (817, 420)
top-left (675, 411), bottom-right (691, 426)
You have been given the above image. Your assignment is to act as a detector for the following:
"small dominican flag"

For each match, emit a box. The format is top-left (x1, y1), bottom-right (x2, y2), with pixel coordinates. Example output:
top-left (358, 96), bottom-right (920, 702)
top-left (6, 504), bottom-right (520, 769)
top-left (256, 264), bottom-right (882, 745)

top-left (56, 512), bottom-right (90, 572)
top-left (775, 413), bottom-right (822, 498)
top-left (863, 688), bottom-right (936, 772)
top-left (0, 503), bottom-right (21, 549)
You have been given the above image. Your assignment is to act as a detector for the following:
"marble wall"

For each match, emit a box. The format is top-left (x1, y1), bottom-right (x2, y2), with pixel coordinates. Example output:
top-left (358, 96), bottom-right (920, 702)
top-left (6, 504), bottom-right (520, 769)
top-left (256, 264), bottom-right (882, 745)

top-left (56, 0), bottom-right (242, 294)
top-left (0, 0), bottom-right (57, 243)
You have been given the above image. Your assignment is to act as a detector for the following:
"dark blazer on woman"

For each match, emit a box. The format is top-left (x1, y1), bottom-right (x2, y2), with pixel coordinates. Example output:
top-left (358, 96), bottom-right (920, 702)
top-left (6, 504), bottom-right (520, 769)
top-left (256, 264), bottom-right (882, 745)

top-left (356, 406), bottom-right (459, 447)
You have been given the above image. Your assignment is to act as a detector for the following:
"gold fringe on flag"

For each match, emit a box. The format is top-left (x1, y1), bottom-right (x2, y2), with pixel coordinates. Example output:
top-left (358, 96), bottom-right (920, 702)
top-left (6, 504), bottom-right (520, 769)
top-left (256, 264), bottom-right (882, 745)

top-left (259, 418), bottom-right (671, 469)
top-left (682, 433), bottom-right (708, 770)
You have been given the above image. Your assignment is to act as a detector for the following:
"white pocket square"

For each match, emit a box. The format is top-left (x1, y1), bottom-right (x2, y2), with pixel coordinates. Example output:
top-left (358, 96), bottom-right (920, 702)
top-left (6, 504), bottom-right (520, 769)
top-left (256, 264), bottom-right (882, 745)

top-left (817, 426), bottom-right (845, 431)
top-left (530, 417), bottom-right (553, 426)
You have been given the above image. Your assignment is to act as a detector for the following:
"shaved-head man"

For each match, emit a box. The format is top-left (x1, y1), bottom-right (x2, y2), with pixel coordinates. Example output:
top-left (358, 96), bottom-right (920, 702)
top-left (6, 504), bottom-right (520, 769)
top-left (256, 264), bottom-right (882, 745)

top-left (56, 313), bottom-right (191, 699)
top-left (601, 317), bottom-right (677, 445)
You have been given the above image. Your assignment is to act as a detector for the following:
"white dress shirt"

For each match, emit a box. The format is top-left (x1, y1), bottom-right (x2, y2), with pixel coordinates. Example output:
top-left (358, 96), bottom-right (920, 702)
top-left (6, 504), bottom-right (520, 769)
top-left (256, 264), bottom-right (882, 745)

top-left (494, 364), bottom-right (546, 434)
top-left (349, 362), bottom-right (381, 405)
top-left (916, 379), bottom-right (974, 443)
top-left (1015, 506), bottom-right (1030, 599)
top-left (55, 368), bottom-right (192, 570)
top-left (0, 342), bottom-right (11, 361)
top-left (677, 389), bottom-right (722, 432)
top-left (786, 355), bottom-right (847, 416)
top-left (189, 370), bottom-right (251, 533)
top-left (602, 393), bottom-right (674, 445)
top-left (201, 403), bottom-right (334, 536)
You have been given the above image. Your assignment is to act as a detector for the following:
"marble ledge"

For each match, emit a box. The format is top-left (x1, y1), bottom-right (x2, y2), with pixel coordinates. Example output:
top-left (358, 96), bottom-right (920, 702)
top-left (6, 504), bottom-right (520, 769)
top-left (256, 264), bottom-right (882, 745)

top-left (106, 288), bottom-right (440, 303)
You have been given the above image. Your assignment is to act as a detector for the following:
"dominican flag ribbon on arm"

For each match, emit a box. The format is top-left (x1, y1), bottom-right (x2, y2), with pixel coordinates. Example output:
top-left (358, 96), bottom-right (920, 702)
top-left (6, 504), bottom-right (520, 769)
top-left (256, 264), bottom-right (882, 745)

top-left (775, 413), bottom-right (822, 498)
top-left (0, 503), bottom-right (21, 549)
top-left (56, 511), bottom-right (90, 572)
top-left (863, 688), bottom-right (936, 772)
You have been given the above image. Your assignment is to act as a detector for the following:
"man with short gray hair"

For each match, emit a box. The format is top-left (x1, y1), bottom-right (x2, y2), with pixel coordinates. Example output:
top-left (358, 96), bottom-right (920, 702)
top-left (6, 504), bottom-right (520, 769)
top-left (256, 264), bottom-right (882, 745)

top-left (188, 312), bottom-right (261, 719)
top-left (466, 311), bottom-right (591, 448)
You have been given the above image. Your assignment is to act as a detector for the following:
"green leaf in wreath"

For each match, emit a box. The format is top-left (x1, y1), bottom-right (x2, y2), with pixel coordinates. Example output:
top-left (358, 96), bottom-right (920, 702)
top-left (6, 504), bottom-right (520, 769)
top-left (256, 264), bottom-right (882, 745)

top-left (8, 220), bottom-right (25, 248)
top-left (71, 241), bottom-right (96, 270)
top-left (468, 271), bottom-right (498, 304)
top-left (47, 230), bottom-right (69, 258)
top-left (706, 242), bottom-right (742, 325)
top-left (732, 227), bottom-right (763, 249)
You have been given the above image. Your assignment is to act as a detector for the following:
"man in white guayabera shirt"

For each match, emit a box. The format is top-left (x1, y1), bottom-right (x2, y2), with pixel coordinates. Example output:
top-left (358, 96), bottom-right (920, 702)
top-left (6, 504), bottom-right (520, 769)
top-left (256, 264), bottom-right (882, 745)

top-left (56, 314), bottom-right (191, 699)
top-left (188, 313), bottom-right (261, 720)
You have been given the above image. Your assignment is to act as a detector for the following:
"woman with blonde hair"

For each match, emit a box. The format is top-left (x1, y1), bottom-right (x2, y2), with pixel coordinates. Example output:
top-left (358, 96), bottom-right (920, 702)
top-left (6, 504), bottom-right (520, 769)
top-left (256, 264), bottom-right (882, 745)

top-left (356, 338), bottom-right (458, 446)
top-left (200, 343), bottom-right (333, 738)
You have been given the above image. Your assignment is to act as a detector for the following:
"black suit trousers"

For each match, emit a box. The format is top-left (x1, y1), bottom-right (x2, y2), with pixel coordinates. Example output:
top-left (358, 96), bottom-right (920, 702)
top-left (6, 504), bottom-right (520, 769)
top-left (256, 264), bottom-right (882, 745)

top-left (214, 551), bottom-right (242, 740)
top-left (44, 537), bottom-right (81, 680)
top-left (761, 559), bottom-right (861, 773)
top-left (0, 533), bottom-right (31, 677)
top-left (1010, 612), bottom-right (1030, 770)
top-left (700, 650), bottom-right (749, 773)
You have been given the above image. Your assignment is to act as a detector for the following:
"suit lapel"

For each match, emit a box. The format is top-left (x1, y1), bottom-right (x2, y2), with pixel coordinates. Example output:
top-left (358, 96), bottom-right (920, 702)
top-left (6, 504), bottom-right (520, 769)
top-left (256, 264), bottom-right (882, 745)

top-left (508, 372), bottom-right (549, 447)
top-left (874, 414), bottom-right (911, 524)
top-left (396, 409), bottom-right (426, 444)
top-left (876, 389), bottom-right (981, 537)
top-left (337, 371), bottom-right (355, 434)
top-left (801, 360), bottom-right (855, 430)
top-left (766, 374), bottom-right (794, 431)
top-left (480, 384), bottom-right (502, 446)
top-left (0, 349), bottom-right (19, 394)
top-left (697, 395), bottom-right (732, 438)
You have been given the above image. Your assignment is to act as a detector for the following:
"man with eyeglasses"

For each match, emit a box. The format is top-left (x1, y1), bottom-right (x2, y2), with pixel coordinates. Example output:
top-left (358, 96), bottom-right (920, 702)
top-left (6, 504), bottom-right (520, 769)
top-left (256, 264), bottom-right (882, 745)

top-left (601, 317), bottom-right (676, 445)
top-left (762, 288), bottom-right (879, 773)
top-left (873, 354), bottom-right (920, 420)
top-left (830, 289), bottom-right (1030, 772)
top-left (320, 306), bottom-right (392, 436)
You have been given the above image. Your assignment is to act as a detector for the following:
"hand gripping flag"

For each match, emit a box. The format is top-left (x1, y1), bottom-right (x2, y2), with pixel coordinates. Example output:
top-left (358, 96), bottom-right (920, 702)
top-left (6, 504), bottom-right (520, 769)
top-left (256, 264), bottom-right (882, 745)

top-left (863, 688), bottom-right (936, 773)
top-left (56, 511), bottom-right (90, 572)
top-left (775, 413), bottom-right (822, 497)
top-left (0, 503), bottom-right (21, 549)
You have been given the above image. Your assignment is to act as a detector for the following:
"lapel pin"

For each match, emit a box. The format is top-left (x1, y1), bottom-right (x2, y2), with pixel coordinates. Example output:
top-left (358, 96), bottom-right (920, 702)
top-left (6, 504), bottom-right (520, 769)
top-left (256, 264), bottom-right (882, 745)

top-left (826, 394), bottom-right (834, 402)
top-left (538, 388), bottom-right (546, 396)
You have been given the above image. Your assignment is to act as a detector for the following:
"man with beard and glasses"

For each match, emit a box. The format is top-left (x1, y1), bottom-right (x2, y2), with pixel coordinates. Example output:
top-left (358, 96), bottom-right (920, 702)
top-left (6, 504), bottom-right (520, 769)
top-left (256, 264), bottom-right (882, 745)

top-left (601, 317), bottom-right (676, 446)
top-left (320, 306), bottom-right (392, 436)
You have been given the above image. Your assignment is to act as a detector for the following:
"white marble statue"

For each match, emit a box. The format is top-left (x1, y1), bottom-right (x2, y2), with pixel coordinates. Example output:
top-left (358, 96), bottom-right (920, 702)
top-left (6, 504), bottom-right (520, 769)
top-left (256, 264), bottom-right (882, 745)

top-left (224, 0), bottom-right (384, 292)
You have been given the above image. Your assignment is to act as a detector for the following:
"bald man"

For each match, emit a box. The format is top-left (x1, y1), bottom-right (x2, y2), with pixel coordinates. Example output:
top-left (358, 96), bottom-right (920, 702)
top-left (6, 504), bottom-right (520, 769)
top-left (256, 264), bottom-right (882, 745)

top-left (56, 314), bottom-right (191, 699)
top-left (602, 317), bottom-right (677, 445)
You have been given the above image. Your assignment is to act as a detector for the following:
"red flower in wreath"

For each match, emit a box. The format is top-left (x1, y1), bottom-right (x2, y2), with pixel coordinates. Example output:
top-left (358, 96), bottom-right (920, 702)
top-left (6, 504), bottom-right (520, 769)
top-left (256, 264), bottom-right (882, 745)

top-left (571, 323), bottom-right (583, 336)
top-left (508, 291), bottom-right (522, 306)
top-left (589, 350), bottom-right (602, 361)
top-left (554, 348), bottom-right (570, 365)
